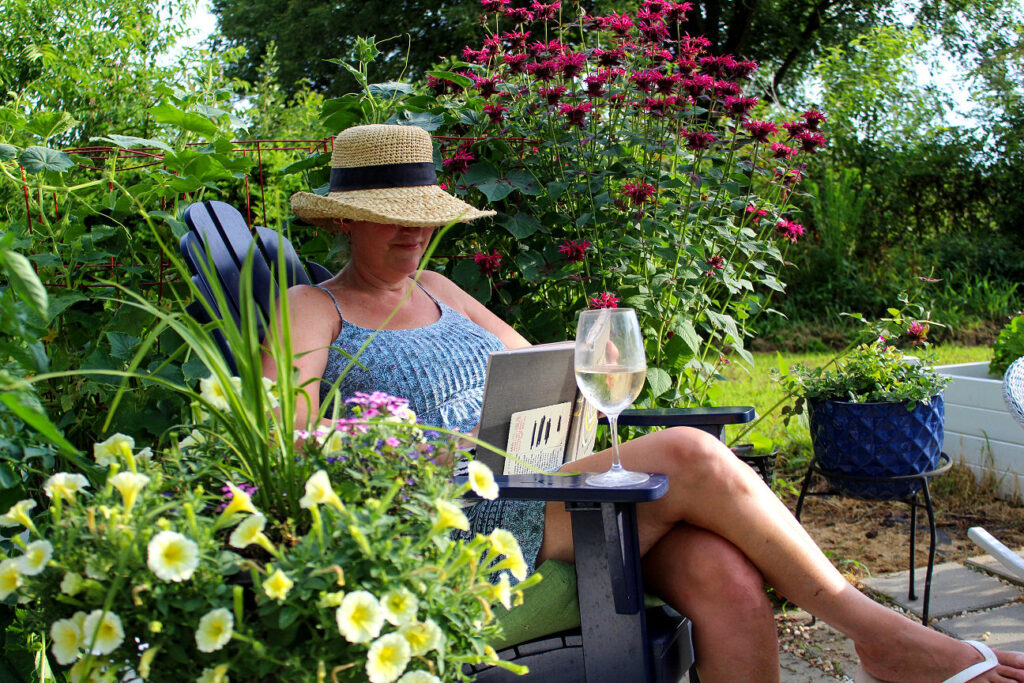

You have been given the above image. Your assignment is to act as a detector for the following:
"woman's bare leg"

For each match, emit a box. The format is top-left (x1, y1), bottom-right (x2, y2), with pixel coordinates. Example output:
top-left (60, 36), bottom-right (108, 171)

top-left (643, 525), bottom-right (779, 683)
top-left (537, 427), bottom-right (1024, 683)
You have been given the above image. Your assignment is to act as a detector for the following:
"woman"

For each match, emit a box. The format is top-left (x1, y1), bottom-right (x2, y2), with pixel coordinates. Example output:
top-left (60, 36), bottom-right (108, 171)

top-left (265, 123), bottom-right (1024, 683)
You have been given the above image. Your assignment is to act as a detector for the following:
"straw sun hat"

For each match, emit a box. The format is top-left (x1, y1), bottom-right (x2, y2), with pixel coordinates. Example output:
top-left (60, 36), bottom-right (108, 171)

top-left (290, 124), bottom-right (495, 230)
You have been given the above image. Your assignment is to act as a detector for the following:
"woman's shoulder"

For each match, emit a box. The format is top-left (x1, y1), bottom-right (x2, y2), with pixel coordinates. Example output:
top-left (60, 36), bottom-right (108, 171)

top-left (417, 270), bottom-right (471, 311)
top-left (283, 284), bottom-right (344, 337)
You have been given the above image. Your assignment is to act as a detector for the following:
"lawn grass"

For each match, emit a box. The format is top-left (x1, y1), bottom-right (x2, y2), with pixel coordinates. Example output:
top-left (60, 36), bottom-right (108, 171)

top-left (713, 345), bottom-right (992, 488)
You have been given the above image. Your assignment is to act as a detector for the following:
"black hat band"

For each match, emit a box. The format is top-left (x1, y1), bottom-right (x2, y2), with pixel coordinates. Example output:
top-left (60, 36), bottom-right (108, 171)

top-left (330, 162), bottom-right (437, 192)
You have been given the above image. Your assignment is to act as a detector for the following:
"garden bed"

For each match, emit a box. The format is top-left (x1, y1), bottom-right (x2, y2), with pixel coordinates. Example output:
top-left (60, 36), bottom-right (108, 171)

top-left (934, 361), bottom-right (1024, 502)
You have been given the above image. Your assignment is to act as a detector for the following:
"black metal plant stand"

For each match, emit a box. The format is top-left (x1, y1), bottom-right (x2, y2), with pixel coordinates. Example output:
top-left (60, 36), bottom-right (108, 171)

top-left (794, 453), bottom-right (952, 626)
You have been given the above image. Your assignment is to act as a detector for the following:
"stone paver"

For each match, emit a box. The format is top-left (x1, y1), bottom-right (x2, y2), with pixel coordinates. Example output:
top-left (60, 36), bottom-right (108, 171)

top-left (861, 561), bottom-right (1022, 619)
top-left (965, 554), bottom-right (1024, 586)
top-left (934, 602), bottom-right (1024, 651)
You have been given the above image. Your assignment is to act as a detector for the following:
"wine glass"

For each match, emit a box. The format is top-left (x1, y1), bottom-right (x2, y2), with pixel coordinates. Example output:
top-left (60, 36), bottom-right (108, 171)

top-left (574, 308), bottom-right (649, 487)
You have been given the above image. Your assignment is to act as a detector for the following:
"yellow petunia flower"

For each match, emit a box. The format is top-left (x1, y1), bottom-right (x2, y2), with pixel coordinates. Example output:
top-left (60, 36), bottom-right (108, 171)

top-left (216, 482), bottom-right (257, 525)
top-left (138, 645), bottom-right (159, 679)
top-left (431, 499), bottom-right (469, 534)
top-left (299, 470), bottom-right (345, 513)
top-left (336, 590), bottom-right (384, 643)
top-left (399, 619), bottom-right (444, 656)
top-left (147, 530), bottom-right (200, 582)
top-left (43, 472), bottom-right (89, 502)
top-left (488, 529), bottom-right (528, 581)
top-left (50, 617), bottom-right (83, 665)
top-left (467, 461), bottom-right (499, 500)
top-left (381, 587), bottom-right (418, 627)
top-left (228, 514), bottom-right (276, 555)
top-left (17, 540), bottom-right (52, 576)
top-left (0, 499), bottom-right (38, 533)
top-left (491, 573), bottom-right (513, 610)
top-left (199, 374), bottom-right (241, 413)
top-left (93, 433), bottom-right (134, 467)
top-left (61, 571), bottom-right (84, 596)
top-left (0, 559), bottom-right (22, 600)
top-left (397, 672), bottom-right (442, 683)
top-left (365, 633), bottom-right (411, 683)
top-left (261, 377), bottom-right (280, 410)
top-left (195, 607), bottom-right (234, 653)
top-left (196, 664), bottom-right (230, 683)
top-left (109, 471), bottom-right (150, 513)
top-left (262, 566), bottom-right (293, 601)
top-left (82, 609), bottom-right (125, 655)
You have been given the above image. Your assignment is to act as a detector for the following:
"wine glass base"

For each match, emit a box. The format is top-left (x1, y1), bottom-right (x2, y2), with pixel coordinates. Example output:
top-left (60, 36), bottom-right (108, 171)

top-left (585, 468), bottom-right (651, 488)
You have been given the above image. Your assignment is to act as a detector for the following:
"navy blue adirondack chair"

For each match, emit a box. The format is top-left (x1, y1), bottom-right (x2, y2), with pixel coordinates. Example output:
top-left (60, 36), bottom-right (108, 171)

top-left (179, 200), bottom-right (755, 683)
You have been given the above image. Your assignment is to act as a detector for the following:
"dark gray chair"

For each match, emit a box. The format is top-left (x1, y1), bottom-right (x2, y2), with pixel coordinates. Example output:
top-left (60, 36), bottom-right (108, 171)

top-left (179, 200), bottom-right (755, 683)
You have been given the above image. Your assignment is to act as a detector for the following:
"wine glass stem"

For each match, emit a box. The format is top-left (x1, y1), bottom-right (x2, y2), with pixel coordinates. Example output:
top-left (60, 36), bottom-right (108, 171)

top-left (607, 413), bottom-right (623, 471)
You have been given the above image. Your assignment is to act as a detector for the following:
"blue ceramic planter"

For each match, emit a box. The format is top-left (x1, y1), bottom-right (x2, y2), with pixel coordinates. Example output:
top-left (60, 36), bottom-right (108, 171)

top-left (807, 394), bottom-right (945, 500)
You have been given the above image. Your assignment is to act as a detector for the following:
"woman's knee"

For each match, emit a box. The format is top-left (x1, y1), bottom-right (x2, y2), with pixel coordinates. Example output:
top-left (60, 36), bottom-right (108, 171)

top-left (648, 427), bottom-right (735, 480)
top-left (672, 531), bottom-right (770, 609)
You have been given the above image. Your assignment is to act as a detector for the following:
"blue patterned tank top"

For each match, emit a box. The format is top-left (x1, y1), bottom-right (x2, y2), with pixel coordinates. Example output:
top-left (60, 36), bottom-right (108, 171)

top-left (316, 281), bottom-right (505, 433)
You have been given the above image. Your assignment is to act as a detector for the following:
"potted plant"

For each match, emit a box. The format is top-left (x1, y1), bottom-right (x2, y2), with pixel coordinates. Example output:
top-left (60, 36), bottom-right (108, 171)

top-left (781, 339), bottom-right (951, 500)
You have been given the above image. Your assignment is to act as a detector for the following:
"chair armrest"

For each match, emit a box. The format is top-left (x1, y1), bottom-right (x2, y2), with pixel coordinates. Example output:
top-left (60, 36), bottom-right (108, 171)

top-left (604, 406), bottom-right (755, 427)
top-left (456, 473), bottom-right (668, 503)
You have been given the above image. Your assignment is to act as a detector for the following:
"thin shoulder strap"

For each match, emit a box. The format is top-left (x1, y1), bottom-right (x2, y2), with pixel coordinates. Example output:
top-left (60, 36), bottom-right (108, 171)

top-left (411, 278), bottom-right (443, 307)
top-left (313, 285), bottom-right (345, 324)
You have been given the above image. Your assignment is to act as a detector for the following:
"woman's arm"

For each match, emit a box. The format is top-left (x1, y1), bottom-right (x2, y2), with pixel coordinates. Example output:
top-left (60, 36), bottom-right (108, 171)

top-left (418, 271), bottom-right (531, 349)
top-left (260, 284), bottom-right (341, 430)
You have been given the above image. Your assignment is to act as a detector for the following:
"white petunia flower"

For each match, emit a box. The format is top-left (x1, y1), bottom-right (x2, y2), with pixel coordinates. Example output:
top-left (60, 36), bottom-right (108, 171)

top-left (82, 609), bottom-right (124, 655)
top-left (50, 617), bottom-right (83, 665)
top-left (399, 619), bottom-right (444, 656)
top-left (218, 482), bottom-right (257, 520)
top-left (135, 446), bottom-right (154, 464)
top-left (228, 514), bottom-right (275, 554)
top-left (468, 461), bottom-right (499, 500)
top-left (397, 672), bottom-right (442, 683)
top-left (381, 587), bottom-right (418, 627)
top-left (0, 559), bottom-right (22, 600)
top-left (93, 433), bottom-right (134, 467)
top-left (492, 573), bottom-right (513, 610)
top-left (261, 377), bottom-right (280, 409)
top-left (178, 429), bottom-right (206, 450)
top-left (431, 499), bottom-right (469, 533)
top-left (196, 664), bottom-right (230, 683)
top-left (61, 572), bottom-right (84, 596)
top-left (299, 470), bottom-right (345, 513)
top-left (109, 471), bottom-right (150, 512)
top-left (336, 590), bottom-right (384, 643)
top-left (365, 632), bottom-right (411, 683)
top-left (488, 529), bottom-right (527, 581)
top-left (199, 374), bottom-right (241, 413)
top-left (147, 530), bottom-right (200, 582)
top-left (43, 472), bottom-right (89, 502)
top-left (195, 608), bottom-right (234, 653)
top-left (17, 540), bottom-right (53, 576)
top-left (0, 499), bottom-right (37, 530)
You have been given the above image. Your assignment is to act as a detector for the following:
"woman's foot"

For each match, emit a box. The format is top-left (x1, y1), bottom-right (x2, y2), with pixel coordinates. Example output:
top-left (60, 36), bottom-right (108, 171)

top-left (855, 631), bottom-right (1024, 682)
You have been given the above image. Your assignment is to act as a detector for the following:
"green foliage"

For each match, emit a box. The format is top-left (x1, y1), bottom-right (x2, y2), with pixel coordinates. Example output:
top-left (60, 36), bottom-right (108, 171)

top-left (991, 314), bottom-right (1024, 376)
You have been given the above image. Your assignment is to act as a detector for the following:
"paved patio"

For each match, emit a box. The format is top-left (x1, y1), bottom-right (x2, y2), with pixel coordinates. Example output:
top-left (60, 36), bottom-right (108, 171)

top-left (777, 552), bottom-right (1024, 681)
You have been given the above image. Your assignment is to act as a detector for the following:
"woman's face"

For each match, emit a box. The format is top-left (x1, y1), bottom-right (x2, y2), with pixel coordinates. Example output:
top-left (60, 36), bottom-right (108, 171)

top-left (340, 220), bottom-right (437, 277)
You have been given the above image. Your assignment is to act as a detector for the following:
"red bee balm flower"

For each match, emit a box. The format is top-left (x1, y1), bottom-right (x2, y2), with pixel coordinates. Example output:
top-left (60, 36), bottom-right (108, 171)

top-left (530, 1), bottom-right (561, 21)
top-left (745, 205), bottom-right (768, 223)
top-left (770, 143), bottom-right (797, 160)
top-left (539, 85), bottom-right (567, 106)
top-left (481, 0), bottom-right (510, 12)
top-left (588, 292), bottom-right (621, 309)
top-left (775, 219), bottom-right (805, 243)
top-left (503, 7), bottom-right (534, 23)
top-left (558, 239), bottom-right (591, 262)
top-left (557, 52), bottom-right (586, 78)
top-left (623, 181), bottom-right (657, 205)
top-left (473, 250), bottom-right (503, 277)
top-left (683, 129), bottom-right (715, 151)
top-left (442, 149), bottom-right (475, 175)
top-left (906, 322), bottom-right (929, 346)
top-left (706, 255), bottom-right (725, 270)
top-left (558, 102), bottom-right (592, 128)
top-left (483, 104), bottom-right (508, 123)
top-left (742, 120), bottom-right (778, 142)
top-left (801, 109), bottom-right (828, 130)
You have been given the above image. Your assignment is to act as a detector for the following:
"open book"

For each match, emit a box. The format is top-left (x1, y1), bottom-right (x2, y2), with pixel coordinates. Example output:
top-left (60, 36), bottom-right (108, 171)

top-left (476, 341), bottom-right (598, 475)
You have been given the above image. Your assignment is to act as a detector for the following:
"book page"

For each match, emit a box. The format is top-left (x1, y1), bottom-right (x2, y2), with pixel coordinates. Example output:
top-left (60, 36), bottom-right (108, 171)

top-left (564, 394), bottom-right (598, 462)
top-left (503, 402), bottom-right (573, 475)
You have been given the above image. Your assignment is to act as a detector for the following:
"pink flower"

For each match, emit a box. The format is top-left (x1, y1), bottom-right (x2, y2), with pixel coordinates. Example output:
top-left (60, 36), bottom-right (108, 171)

top-left (681, 74), bottom-right (715, 97)
top-left (637, 19), bottom-right (669, 43)
top-left (629, 70), bottom-right (660, 93)
top-left (664, 2), bottom-right (692, 22)
top-left (588, 292), bottom-right (621, 309)
top-left (385, 436), bottom-right (402, 448)
top-left (503, 53), bottom-right (529, 73)
top-left (729, 60), bottom-right (759, 80)
top-left (585, 73), bottom-right (609, 98)
top-left (471, 75), bottom-right (502, 98)
top-left (483, 103), bottom-right (508, 124)
top-left (683, 129), bottom-right (715, 151)
top-left (713, 79), bottom-right (740, 98)
top-left (700, 54), bottom-right (737, 77)
top-left (481, 0), bottom-right (510, 13)
top-left (676, 57), bottom-right (699, 75)
top-left (501, 30), bottom-right (531, 50)
top-left (770, 143), bottom-right (797, 160)
top-left (742, 120), bottom-right (777, 142)
top-left (655, 72), bottom-right (681, 94)
top-left (557, 52), bottom-right (587, 78)
top-left (782, 121), bottom-right (808, 138)
top-left (594, 48), bottom-right (626, 67)
top-left (462, 47), bottom-right (491, 65)
top-left (640, 0), bottom-right (669, 15)
top-left (559, 239), bottom-right (591, 262)
top-left (706, 255), bottom-right (725, 271)
top-left (601, 12), bottom-right (634, 36)
top-left (442, 148), bottom-right (475, 175)
top-left (723, 96), bottom-right (758, 118)
top-left (503, 6), bottom-right (534, 23)
top-left (906, 322), bottom-right (929, 346)
top-left (775, 219), bottom-right (804, 243)
top-left (528, 39), bottom-right (565, 57)
top-left (539, 85), bottom-right (567, 106)
top-left (801, 109), bottom-right (828, 130)
top-left (558, 102), bottom-right (593, 128)
top-left (473, 250), bottom-right (503, 277)
top-left (530, 1), bottom-right (561, 21)
top-left (526, 59), bottom-right (559, 81)
top-left (623, 181), bottom-right (657, 205)
top-left (794, 131), bottom-right (827, 153)
top-left (745, 205), bottom-right (767, 223)
top-left (678, 35), bottom-right (711, 57)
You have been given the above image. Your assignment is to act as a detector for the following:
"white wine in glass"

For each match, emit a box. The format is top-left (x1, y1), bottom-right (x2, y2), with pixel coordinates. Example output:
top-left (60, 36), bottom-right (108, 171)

top-left (574, 308), bottom-right (649, 487)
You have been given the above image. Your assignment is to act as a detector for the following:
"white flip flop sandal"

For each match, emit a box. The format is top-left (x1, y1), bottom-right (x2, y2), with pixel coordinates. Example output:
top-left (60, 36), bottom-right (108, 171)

top-left (854, 640), bottom-right (1000, 683)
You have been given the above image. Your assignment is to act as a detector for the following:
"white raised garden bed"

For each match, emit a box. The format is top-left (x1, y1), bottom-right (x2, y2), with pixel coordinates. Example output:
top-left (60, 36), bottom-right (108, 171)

top-left (934, 361), bottom-right (1024, 501)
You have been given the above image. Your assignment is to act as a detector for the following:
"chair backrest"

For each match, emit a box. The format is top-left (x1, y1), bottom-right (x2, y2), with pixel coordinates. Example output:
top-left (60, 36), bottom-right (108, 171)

top-left (179, 200), bottom-right (332, 371)
top-left (1004, 357), bottom-right (1024, 429)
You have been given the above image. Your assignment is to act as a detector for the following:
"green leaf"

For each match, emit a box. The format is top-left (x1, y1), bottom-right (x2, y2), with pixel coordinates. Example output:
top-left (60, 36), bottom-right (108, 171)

top-left (450, 257), bottom-right (490, 303)
top-left (92, 134), bottom-right (172, 153)
top-left (426, 70), bottom-right (474, 88)
top-left (0, 462), bottom-right (19, 489)
top-left (182, 356), bottom-right (210, 383)
top-left (0, 248), bottom-right (48, 319)
top-left (45, 292), bottom-right (86, 323)
top-left (148, 103), bottom-right (219, 138)
top-left (0, 144), bottom-right (17, 162)
top-left (25, 111), bottom-right (78, 141)
top-left (108, 332), bottom-right (141, 360)
top-left (278, 606), bottom-right (301, 629)
top-left (280, 152), bottom-right (331, 176)
top-left (0, 393), bottom-right (80, 456)
top-left (19, 146), bottom-right (75, 174)
top-left (506, 169), bottom-right (540, 195)
top-left (646, 366), bottom-right (672, 398)
top-left (368, 81), bottom-right (415, 99)
top-left (675, 320), bottom-right (702, 355)
top-left (499, 213), bottom-right (541, 239)
top-left (546, 181), bottom-right (567, 200)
